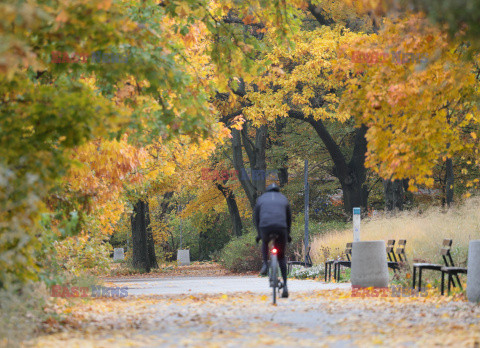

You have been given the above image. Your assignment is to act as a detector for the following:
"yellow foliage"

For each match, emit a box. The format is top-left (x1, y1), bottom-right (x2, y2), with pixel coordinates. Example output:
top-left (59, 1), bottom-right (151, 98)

top-left (244, 26), bottom-right (369, 126)
top-left (340, 15), bottom-right (480, 189)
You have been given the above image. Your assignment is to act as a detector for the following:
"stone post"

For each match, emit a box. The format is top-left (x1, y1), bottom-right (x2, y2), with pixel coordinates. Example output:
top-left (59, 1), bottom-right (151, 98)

top-left (113, 248), bottom-right (125, 261)
top-left (177, 249), bottom-right (190, 266)
top-left (467, 240), bottom-right (480, 303)
top-left (351, 241), bottom-right (389, 288)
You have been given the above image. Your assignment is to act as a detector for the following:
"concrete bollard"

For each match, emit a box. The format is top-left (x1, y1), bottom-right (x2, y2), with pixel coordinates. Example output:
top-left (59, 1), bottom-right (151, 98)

top-left (351, 241), bottom-right (389, 288)
top-left (177, 249), bottom-right (190, 266)
top-left (467, 240), bottom-right (480, 303)
top-left (113, 248), bottom-right (125, 261)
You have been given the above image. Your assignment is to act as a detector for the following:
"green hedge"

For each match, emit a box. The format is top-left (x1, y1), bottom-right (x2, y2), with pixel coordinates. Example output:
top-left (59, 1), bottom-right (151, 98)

top-left (219, 229), bottom-right (262, 273)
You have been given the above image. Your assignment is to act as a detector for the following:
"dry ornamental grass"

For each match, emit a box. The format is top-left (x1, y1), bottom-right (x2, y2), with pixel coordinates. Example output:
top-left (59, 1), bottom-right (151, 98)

top-left (311, 197), bottom-right (480, 267)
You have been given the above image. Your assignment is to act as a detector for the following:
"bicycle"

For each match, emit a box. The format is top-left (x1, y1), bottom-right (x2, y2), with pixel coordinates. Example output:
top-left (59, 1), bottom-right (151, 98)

top-left (268, 235), bottom-right (284, 305)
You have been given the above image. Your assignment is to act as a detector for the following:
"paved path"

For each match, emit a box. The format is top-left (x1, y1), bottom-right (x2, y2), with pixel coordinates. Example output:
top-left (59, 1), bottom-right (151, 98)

top-left (32, 279), bottom-right (480, 347)
top-left (104, 276), bottom-right (351, 296)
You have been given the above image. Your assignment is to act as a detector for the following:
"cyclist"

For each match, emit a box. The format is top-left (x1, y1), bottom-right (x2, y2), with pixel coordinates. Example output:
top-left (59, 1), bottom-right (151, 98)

top-left (254, 183), bottom-right (292, 298)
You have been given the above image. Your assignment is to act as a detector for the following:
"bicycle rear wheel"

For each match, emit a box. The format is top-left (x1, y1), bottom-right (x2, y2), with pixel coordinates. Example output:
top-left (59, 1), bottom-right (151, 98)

top-left (270, 254), bottom-right (278, 304)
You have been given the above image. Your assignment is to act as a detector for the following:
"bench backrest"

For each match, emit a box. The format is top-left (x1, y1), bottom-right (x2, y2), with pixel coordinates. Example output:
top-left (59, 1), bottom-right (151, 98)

top-left (345, 243), bottom-right (352, 261)
top-left (386, 240), bottom-right (396, 261)
top-left (305, 245), bottom-right (312, 264)
top-left (395, 239), bottom-right (407, 262)
top-left (440, 239), bottom-right (455, 266)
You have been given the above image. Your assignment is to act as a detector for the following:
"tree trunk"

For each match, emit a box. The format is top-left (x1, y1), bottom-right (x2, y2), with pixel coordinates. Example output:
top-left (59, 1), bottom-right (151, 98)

top-left (342, 123), bottom-right (369, 212)
top-left (131, 199), bottom-right (158, 272)
top-left (341, 180), bottom-right (369, 213)
top-left (278, 167), bottom-right (288, 187)
top-left (383, 179), bottom-right (404, 211)
top-left (275, 120), bottom-right (289, 187)
top-left (288, 110), bottom-right (369, 213)
top-left (156, 192), bottom-right (175, 259)
top-left (216, 183), bottom-right (243, 237)
top-left (444, 157), bottom-right (454, 207)
top-left (231, 123), bottom-right (267, 210)
top-left (444, 112), bottom-right (454, 207)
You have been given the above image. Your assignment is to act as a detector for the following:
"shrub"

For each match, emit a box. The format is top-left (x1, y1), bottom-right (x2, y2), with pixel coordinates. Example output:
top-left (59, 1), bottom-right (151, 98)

top-left (219, 229), bottom-right (262, 273)
top-left (0, 282), bottom-right (50, 346)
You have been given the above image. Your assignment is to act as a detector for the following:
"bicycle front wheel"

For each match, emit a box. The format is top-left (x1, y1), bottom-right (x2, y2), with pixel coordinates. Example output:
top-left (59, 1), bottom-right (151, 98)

top-left (270, 254), bottom-right (278, 304)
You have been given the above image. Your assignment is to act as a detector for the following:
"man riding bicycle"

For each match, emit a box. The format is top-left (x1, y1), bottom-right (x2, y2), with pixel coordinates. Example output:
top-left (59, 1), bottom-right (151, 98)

top-left (254, 183), bottom-right (292, 298)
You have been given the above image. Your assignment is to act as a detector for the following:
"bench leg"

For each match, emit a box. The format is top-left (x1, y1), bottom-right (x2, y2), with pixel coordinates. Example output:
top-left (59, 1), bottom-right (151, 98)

top-left (441, 271), bottom-right (445, 295)
top-left (455, 273), bottom-right (462, 290)
top-left (412, 266), bottom-right (416, 290)
top-left (448, 273), bottom-right (452, 295)
top-left (337, 265), bottom-right (341, 282)
top-left (418, 268), bottom-right (423, 291)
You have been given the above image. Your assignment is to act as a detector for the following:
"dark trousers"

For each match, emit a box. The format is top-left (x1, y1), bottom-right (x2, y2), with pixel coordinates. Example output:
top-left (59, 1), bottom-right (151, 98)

top-left (260, 227), bottom-right (287, 284)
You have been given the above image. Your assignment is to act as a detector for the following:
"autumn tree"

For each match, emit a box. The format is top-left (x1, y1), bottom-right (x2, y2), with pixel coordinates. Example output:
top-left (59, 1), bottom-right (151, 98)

top-left (340, 15), bottom-right (480, 206)
top-left (240, 23), bottom-right (374, 213)
top-left (0, 0), bottom-right (305, 285)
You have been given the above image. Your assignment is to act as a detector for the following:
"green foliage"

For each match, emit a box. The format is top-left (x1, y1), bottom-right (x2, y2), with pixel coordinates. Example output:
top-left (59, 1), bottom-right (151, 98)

top-left (0, 0), bottom-right (303, 288)
top-left (219, 212), bottom-right (350, 273)
top-left (397, 0), bottom-right (480, 44)
top-left (219, 229), bottom-right (262, 273)
top-left (0, 166), bottom-right (42, 288)
top-left (0, 282), bottom-right (50, 346)
top-left (167, 211), bottom-right (232, 262)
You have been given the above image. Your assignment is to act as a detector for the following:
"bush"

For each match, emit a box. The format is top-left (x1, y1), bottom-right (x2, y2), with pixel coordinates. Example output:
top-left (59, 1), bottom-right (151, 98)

top-left (219, 229), bottom-right (262, 273)
top-left (0, 282), bottom-right (50, 346)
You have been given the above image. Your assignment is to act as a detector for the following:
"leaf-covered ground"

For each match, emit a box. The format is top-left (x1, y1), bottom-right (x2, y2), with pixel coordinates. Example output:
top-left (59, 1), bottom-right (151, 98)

top-left (105, 262), bottom-right (253, 280)
top-left (29, 289), bottom-right (480, 347)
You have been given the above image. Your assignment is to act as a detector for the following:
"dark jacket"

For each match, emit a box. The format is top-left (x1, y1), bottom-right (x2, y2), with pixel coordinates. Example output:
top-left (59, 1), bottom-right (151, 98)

top-left (254, 189), bottom-right (291, 238)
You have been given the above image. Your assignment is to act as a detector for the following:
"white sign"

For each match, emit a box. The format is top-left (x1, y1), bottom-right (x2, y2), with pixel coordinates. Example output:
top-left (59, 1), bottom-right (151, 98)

top-left (353, 207), bottom-right (361, 242)
top-left (113, 248), bottom-right (125, 261)
top-left (177, 249), bottom-right (190, 266)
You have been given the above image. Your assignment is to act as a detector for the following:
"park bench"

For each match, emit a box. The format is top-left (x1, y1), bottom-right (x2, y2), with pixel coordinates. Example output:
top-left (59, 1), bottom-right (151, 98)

top-left (441, 265), bottom-right (468, 295)
top-left (287, 246), bottom-right (312, 274)
top-left (324, 243), bottom-right (351, 282)
top-left (412, 239), bottom-right (465, 294)
top-left (324, 243), bottom-right (349, 282)
top-left (440, 245), bottom-right (468, 295)
top-left (387, 239), bottom-right (408, 272)
top-left (386, 239), bottom-right (396, 260)
top-left (324, 259), bottom-right (334, 282)
top-left (332, 243), bottom-right (352, 282)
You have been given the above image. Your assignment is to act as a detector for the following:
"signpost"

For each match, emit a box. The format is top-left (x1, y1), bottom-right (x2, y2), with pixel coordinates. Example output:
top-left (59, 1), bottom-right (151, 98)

top-left (304, 160), bottom-right (309, 265)
top-left (177, 204), bottom-right (190, 266)
top-left (353, 207), bottom-right (361, 242)
top-left (178, 204), bottom-right (183, 249)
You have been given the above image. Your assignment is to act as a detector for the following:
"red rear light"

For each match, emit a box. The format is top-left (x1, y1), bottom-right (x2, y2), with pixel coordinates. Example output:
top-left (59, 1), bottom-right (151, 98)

top-left (271, 248), bottom-right (278, 254)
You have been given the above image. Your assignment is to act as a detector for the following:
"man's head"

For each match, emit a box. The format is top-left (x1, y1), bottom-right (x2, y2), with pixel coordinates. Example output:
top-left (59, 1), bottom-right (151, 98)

top-left (266, 183), bottom-right (280, 192)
